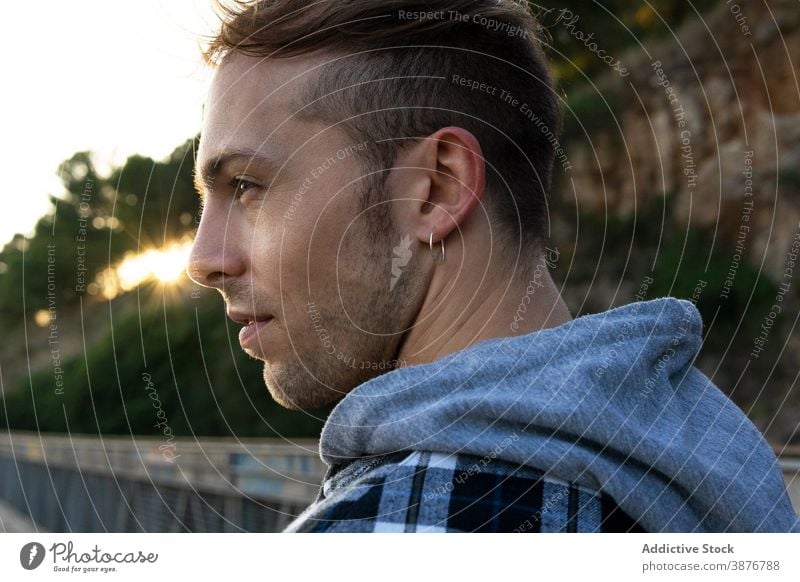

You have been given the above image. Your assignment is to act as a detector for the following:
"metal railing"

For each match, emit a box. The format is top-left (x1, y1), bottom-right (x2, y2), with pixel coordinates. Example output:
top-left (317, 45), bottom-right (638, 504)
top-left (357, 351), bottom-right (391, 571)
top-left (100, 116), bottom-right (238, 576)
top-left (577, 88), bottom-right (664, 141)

top-left (1, 431), bottom-right (798, 532)
top-left (777, 446), bottom-right (800, 515)
top-left (0, 431), bottom-right (326, 532)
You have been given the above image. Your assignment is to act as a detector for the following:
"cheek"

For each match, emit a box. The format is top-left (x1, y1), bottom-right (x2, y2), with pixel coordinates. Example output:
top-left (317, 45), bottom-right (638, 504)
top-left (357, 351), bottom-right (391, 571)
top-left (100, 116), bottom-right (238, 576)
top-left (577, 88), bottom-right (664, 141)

top-left (265, 159), bottom-right (369, 291)
top-left (312, 212), bottom-right (367, 285)
top-left (299, 200), bottom-right (363, 277)
top-left (239, 220), bottom-right (269, 267)
top-left (247, 213), bottom-right (331, 307)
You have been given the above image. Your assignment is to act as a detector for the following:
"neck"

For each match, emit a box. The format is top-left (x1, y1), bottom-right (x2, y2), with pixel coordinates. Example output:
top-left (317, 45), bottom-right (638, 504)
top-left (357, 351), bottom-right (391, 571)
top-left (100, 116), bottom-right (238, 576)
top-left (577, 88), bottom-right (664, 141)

top-left (396, 256), bottom-right (573, 368)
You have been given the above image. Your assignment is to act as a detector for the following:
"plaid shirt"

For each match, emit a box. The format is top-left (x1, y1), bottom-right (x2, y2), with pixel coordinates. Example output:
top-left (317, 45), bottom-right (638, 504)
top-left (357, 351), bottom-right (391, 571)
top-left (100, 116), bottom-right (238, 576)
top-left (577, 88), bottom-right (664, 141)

top-left (283, 449), bottom-right (645, 532)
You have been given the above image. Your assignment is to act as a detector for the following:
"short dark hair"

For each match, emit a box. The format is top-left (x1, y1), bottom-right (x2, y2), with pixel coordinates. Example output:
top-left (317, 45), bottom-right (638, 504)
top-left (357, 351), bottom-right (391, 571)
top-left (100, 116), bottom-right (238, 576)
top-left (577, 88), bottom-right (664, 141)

top-left (203, 0), bottom-right (559, 257)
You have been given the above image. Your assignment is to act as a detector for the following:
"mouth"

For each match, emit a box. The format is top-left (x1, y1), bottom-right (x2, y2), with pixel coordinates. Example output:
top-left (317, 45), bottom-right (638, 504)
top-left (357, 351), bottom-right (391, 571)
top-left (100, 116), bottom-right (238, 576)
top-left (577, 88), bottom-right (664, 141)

top-left (227, 310), bottom-right (274, 353)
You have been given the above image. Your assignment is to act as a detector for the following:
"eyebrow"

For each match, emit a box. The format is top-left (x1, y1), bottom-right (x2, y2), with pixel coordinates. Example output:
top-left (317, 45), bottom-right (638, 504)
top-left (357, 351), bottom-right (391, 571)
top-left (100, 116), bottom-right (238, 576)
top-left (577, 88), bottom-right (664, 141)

top-left (194, 149), bottom-right (281, 199)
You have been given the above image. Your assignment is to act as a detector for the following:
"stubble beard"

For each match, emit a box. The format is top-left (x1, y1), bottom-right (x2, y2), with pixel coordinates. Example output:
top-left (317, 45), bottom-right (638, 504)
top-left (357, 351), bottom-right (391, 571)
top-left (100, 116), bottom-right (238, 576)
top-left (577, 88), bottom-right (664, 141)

top-left (263, 204), bottom-right (424, 412)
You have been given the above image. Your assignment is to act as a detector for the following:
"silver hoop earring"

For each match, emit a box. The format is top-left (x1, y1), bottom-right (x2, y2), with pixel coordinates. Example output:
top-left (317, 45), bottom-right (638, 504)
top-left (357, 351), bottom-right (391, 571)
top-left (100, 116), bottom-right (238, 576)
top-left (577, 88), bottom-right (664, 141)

top-left (429, 229), bottom-right (445, 265)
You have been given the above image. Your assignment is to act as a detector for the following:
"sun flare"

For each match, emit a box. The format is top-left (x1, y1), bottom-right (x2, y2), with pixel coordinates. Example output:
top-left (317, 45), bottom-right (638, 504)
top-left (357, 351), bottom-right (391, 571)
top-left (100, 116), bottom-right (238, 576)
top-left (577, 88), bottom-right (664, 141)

top-left (97, 239), bottom-right (193, 299)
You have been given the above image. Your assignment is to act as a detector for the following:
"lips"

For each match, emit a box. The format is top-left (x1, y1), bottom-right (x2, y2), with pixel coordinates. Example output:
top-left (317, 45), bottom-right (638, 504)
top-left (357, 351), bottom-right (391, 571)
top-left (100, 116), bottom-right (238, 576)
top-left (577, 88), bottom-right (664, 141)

top-left (227, 310), bottom-right (274, 353)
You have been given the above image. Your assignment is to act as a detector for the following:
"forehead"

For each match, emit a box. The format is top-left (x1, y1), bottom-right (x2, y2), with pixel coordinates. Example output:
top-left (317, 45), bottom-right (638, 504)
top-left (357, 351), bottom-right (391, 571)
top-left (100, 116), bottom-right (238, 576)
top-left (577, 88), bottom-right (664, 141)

top-left (199, 51), bottom-right (323, 159)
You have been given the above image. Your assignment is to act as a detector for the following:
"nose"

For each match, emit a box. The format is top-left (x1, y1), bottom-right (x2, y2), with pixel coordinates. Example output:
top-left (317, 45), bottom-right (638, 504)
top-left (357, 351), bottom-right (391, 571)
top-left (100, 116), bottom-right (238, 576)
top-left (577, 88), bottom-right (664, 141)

top-left (186, 205), bottom-right (246, 290)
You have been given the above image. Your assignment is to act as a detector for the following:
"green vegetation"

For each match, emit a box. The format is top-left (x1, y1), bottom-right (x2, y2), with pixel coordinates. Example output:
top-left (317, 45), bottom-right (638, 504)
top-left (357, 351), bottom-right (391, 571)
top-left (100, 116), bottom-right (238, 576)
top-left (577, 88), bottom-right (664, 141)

top-left (5, 293), bottom-right (327, 437)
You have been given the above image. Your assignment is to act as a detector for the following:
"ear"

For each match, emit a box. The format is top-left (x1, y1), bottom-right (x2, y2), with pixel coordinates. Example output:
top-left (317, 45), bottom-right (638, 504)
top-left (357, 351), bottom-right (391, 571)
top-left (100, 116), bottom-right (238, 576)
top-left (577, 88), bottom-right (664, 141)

top-left (398, 126), bottom-right (487, 245)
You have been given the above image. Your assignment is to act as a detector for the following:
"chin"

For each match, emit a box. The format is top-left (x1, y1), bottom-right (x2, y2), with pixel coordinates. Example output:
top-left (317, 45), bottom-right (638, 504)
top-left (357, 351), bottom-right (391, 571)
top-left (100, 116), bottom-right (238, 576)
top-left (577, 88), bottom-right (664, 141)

top-left (262, 362), bottom-right (346, 411)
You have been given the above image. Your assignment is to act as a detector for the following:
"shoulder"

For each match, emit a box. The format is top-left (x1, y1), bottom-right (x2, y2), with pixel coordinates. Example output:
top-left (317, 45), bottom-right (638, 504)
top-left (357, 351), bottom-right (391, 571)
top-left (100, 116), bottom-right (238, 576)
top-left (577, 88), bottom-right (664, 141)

top-left (284, 450), bottom-right (645, 532)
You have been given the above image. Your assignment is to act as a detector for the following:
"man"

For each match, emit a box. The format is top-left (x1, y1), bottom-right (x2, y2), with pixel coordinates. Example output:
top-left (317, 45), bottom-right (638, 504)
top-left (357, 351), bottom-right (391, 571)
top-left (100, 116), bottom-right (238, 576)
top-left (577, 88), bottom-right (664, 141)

top-left (187, 0), bottom-right (799, 532)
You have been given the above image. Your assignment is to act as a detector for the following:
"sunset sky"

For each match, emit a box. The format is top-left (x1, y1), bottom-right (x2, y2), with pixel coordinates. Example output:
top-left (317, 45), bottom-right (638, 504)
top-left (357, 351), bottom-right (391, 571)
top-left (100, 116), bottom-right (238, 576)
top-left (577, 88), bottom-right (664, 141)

top-left (0, 0), bottom-right (218, 246)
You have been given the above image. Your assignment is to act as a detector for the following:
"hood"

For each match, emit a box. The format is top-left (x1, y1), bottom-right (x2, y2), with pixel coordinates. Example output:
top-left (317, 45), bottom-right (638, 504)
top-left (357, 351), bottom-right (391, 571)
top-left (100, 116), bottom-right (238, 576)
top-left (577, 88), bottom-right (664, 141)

top-left (319, 297), bottom-right (800, 532)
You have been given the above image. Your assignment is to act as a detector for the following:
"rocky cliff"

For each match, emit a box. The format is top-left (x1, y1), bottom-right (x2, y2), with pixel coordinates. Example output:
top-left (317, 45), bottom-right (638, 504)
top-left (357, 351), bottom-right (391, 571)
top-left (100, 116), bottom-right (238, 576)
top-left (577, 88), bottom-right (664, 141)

top-left (562, 0), bottom-right (799, 280)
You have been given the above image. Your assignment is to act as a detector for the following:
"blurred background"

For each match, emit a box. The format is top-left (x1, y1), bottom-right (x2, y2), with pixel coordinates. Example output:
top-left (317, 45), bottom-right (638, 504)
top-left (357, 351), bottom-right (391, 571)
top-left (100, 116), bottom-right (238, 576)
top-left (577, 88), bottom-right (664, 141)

top-left (0, 0), bottom-right (798, 532)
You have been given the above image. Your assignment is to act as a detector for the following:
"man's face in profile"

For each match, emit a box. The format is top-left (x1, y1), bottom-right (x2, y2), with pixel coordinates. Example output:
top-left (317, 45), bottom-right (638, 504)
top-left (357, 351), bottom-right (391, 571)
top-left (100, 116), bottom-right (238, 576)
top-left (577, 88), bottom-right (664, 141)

top-left (188, 52), bottom-right (424, 411)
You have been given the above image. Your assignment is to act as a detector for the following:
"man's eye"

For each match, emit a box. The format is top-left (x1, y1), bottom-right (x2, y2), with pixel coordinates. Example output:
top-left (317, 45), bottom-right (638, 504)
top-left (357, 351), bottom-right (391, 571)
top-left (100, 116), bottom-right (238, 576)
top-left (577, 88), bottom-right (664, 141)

top-left (231, 177), bottom-right (259, 198)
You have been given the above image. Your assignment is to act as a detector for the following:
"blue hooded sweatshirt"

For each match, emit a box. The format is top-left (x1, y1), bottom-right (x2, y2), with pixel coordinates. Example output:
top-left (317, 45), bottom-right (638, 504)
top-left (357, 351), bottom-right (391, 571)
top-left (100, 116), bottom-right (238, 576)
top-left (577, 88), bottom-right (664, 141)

top-left (317, 297), bottom-right (800, 532)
